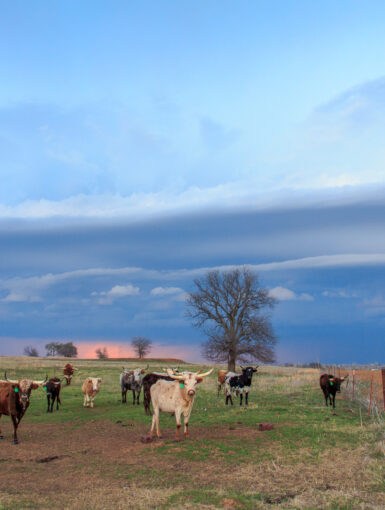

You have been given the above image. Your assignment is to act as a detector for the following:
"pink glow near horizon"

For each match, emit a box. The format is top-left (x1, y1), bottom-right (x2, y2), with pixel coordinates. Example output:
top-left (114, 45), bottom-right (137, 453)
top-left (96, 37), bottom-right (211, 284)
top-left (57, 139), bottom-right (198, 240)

top-left (76, 341), bottom-right (202, 362)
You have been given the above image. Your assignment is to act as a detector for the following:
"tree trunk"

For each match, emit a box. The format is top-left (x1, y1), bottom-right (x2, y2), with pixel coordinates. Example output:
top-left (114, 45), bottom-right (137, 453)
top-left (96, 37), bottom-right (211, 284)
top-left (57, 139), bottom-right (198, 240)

top-left (228, 354), bottom-right (236, 372)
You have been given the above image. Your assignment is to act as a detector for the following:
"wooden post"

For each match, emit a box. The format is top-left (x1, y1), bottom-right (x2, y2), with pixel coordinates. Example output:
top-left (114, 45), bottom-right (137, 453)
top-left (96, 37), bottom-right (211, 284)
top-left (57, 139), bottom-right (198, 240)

top-left (368, 373), bottom-right (374, 417)
top-left (352, 369), bottom-right (355, 400)
top-left (381, 368), bottom-right (385, 411)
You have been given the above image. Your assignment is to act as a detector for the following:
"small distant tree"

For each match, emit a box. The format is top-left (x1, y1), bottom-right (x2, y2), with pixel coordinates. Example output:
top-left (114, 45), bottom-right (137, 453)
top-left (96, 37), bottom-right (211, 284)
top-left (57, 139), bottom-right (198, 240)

top-left (56, 342), bottom-right (78, 358)
top-left (95, 347), bottom-right (109, 359)
top-left (24, 345), bottom-right (39, 357)
top-left (187, 267), bottom-right (277, 372)
top-left (45, 342), bottom-right (60, 356)
top-left (131, 337), bottom-right (152, 359)
top-left (45, 341), bottom-right (77, 357)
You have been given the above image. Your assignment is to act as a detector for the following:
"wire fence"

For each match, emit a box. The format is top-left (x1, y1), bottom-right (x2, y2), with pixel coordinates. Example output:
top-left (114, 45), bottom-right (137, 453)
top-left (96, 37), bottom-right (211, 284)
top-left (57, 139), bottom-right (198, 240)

top-left (322, 365), bottom-right (385, 416)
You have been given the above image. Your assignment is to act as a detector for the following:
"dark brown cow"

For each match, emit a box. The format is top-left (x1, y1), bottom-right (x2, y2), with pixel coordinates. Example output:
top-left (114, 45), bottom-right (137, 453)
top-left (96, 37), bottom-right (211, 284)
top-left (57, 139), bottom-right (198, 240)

top-left (45, 377), bottom-right (62, 412)
top-left (142, 373), bottom-right (173, 415)
top-left (63, 363), bottom-right (75, 385)
top-left (320, 373), bottom-right (348, 408)
top-left (0, 374), bottom-right (46, 444)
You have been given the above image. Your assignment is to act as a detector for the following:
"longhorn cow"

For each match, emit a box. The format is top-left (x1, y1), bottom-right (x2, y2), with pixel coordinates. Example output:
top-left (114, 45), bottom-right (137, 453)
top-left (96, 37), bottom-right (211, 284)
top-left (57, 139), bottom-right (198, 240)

top-left (0, 372), bottom-right (47, 444)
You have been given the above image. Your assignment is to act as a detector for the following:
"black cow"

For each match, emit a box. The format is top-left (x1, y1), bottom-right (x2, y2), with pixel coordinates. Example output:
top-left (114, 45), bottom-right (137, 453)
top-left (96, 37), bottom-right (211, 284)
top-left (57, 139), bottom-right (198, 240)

top-left (45, 377), bottom-right (62, 412)
top-left (225, 366), bottom-right (258, 406)
top-left (320, 373), bottom-right (348, 408)
top-left (142, 373), bottom-right (173, 415)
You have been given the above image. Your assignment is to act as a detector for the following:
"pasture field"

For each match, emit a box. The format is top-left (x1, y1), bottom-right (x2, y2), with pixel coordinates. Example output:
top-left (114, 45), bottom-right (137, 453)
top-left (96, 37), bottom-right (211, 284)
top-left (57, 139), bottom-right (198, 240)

top-left (0, 357), bottom-right (384, 510)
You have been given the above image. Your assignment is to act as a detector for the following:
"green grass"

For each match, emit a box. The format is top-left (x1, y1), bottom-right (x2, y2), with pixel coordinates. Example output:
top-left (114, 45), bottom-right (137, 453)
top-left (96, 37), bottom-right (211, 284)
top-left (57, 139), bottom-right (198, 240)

top-left (0, 357), bottom-right (384, 509)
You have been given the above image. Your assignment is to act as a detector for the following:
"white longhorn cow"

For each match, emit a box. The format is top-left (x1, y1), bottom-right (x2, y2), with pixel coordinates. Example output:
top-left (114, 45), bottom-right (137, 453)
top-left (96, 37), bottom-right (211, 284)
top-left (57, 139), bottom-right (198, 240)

top-left (150, 368), bottom-right (213, 440)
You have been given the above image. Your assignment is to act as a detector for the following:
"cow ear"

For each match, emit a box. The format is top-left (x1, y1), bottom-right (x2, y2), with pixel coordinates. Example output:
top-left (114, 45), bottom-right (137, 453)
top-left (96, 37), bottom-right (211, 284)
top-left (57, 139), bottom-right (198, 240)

top-left (98, 378), bottom-right (102, 383)
top-left (141, 369), bottom-right (145, 374)
top-left (31, 383), bottom-right (40, 390)
top-left (196, 377), bottom-right (203, 384)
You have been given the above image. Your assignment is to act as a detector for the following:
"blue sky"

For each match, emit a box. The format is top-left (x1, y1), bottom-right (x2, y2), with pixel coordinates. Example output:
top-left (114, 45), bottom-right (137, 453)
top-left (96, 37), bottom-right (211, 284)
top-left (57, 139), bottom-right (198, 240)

top-left (1, 1), bottom-right (385, 363)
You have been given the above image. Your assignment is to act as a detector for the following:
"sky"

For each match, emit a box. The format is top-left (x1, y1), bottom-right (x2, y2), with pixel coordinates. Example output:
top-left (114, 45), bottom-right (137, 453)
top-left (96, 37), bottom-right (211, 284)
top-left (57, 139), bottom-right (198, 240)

top-left (1, 1), bottom-right (385, 364)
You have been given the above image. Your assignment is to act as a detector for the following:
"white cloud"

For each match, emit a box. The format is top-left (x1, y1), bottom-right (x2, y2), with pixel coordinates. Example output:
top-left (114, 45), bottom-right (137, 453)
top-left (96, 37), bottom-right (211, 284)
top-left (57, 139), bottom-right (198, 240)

top-left (91, 283), bottom-right (140, 305)
top-left (0, 181), bottom-right (384, 221)
top-left (269, 286), bottom-right (313, 302)
top-left (322, 290), bottom-right (357, 298)
top-left (361, 295), bottom-right (385, 317)
top-left (150, 286), bottom-right (184, 296)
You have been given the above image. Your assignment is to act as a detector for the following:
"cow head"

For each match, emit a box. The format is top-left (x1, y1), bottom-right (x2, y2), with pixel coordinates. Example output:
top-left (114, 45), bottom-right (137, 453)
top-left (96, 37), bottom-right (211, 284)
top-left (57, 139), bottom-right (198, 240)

top-left (64, 375), bottom-right (72, 385)
top-left (167, 368), bottom-right (213, 397)
top-left (4, 372), bottom-right (47, 411)
top-left (329, 375), bottom-right (348, 393)
top-left (91, 378), bottom-right (102, 391)
top-left (240, 366), bottom-right (258, 382)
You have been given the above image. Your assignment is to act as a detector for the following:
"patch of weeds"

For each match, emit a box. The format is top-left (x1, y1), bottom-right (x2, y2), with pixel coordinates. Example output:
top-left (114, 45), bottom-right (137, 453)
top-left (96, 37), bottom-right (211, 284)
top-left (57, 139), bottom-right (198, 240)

top-left (164, 489), bottom-right (223, 508)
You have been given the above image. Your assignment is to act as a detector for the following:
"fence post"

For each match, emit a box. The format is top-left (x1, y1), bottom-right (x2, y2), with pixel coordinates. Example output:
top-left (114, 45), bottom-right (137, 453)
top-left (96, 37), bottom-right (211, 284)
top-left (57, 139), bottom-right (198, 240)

top-left (352, 369), bottom-right (355, 400)
top-left (381, 368), bottom-right (385, 411)
top-left (368, 372), bottom-right (374, 417)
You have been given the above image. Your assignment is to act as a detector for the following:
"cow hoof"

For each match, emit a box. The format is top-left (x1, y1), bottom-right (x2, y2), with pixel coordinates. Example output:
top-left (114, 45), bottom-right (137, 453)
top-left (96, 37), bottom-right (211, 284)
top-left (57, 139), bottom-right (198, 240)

top-left (13, 440), bottom-right (19, 445)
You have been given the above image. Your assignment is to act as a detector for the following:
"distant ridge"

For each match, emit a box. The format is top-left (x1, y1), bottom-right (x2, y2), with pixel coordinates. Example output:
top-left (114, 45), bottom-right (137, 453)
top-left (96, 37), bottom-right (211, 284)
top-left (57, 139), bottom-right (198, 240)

top-left (99, 357), bottom-right (186, 363)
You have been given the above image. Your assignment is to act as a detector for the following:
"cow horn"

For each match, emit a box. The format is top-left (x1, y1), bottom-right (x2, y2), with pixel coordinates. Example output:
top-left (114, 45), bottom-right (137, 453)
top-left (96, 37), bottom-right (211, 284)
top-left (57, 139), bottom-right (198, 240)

top-left (32, 375), bottom-right (48, 385)
top-left (166, 369), bottom-right (184, 380)
top-left (4, 372), bottom-right (18, 383)
top-left (197, 368), bottom-right (213, 378)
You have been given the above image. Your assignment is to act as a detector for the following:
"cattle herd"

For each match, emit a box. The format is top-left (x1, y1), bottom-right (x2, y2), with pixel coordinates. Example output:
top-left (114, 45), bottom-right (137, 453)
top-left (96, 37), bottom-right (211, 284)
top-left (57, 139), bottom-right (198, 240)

top-left (0, 363), bottom-right (348, 444)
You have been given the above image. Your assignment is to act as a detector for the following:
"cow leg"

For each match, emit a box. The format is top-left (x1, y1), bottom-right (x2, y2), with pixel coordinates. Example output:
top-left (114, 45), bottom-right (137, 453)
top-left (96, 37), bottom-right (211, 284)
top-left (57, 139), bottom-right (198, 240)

top-left (175, 409), bottom-right (182, 440)
top-left (11, 415), bottom-right (19, 444)
top-left (217, 383), bottom-right (221, 397)
top-left (183, 408), bottom-right (191, 438)
top-left (51, 395), bottom-right (56, 412)
top-left (245, 391), bottom-right (249, 405)
top-left (122, 389), bottom-right (127, 403)
top-left (136, 388), bottom-right (140, 405)
top-left (323, 390), bottom-right (329, 406)
top-left (47, 395), bottom-right (51, 412)
top-left (150, 407), bottom-right (162, 438)
top-left (132, 389), bottom-right (136, 405)
top-left (240, 393), bottom-right (243, 405)
top-left (332, 393), bottom-right (336, 408)
top-left (83, 394), bottom-right (89, 407)
top-left (90, 395), bottom-right (95, 408)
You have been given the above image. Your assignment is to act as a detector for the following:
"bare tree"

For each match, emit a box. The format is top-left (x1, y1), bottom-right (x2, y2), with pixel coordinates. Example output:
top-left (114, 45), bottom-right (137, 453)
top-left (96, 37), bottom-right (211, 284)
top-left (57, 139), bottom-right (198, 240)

top-left (131, 337), bottom-right (152, 359)
top-left (95, 347), bottom-right (109, 359)
top-left (186, 267), bottom-right (277, 371)
top-left (24, 345), bottom-right (39, 357)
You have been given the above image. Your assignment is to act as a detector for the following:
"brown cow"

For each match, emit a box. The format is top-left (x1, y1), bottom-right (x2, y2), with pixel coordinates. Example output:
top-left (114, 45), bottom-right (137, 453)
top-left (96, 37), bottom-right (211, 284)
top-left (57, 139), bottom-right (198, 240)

top-left (82, 377), bottom-right (102, 408)
top-left (320, 373), bottom-right (348, 408)
top-left (63, 363), bottom-right (75, 385)
top-left (0, 374), bottom-right (47, 444)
